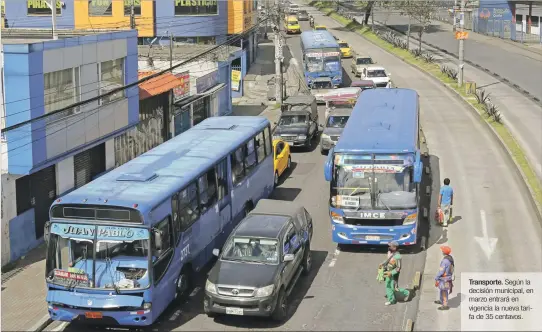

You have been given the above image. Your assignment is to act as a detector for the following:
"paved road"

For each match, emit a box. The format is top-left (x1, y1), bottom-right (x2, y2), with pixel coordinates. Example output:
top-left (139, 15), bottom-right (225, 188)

top-left (47, 20), bottom-right (425, 332)
top-left (374, 13), bottom-right (542, 99)
top-left (304, 5), bottom-right (542, 331)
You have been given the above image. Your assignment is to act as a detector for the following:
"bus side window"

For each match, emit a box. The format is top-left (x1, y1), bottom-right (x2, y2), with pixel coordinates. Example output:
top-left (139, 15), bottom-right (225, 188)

top-left (215, 158), bottom-right (228, 201)
top-left (179, 182), bottom-right (200, 231)
top-left (255, 131), bottom-right (266, 163)
top-left (245, 137), bottom-right (258, 173)
top-left (198, 168), bottom-right (218, 213)
top-left (264, 126), bottom-right (272, 157)
top-left (171, 193), bottom-right (181, 244)
top-left (231, 147), bottom-right (246, 185)
top-left (152, 217), bottom-right (174, 284)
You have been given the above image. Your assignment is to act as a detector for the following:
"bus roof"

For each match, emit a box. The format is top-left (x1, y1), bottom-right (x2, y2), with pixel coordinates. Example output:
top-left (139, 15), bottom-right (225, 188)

top-left (334, 88), bottom-right (419, 154)
top-left (53, 116), bottom-right (270, 215)
top-left (300, 30), bottom-right (338, 49)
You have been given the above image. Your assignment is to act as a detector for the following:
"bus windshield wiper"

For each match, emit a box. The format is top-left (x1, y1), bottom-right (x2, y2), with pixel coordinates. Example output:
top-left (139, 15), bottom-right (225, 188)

top-left (377, 191), bottom-right (391, 212)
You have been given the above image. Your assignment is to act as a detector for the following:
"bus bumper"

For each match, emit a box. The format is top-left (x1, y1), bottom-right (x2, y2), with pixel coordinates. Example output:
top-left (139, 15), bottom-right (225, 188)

top-left (331, 222), bottom-right (417, 246)
top-left (48, 305), bottom-right (155, 326)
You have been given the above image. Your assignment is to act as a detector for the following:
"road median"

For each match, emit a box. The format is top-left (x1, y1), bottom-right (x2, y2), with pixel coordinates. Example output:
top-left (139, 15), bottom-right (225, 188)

top-left (310, 2), bottom-right (542, 221)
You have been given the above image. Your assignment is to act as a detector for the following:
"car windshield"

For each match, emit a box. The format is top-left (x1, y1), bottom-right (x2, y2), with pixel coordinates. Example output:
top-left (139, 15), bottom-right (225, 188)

top-left (328, 101), bottom-right (354, 109)
top-left (339, 43), bottom-right (349, 48)
top-left (288, 20), bottom-right (298, 25)
top-left (357, 58), bottom-right (372, 65)
top-left (222, 237), bottom-right (279, 264)
top-left (327, 115), bottom-right (349, 128)
top-left (45, 224), bottom-right (150, 290)
top-left (312, 81), bottom-right (333, 89)
top-left (298, 10), bottom-right (308, 15)
top-left (367, 70), bottom-right (387, 77)
top-left (279, 115), bottom-right (307, 126)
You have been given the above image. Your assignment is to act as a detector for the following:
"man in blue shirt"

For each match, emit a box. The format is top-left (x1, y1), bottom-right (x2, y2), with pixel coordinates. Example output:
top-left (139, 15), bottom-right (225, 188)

top-left (438, 178), bottom-right (454, 227)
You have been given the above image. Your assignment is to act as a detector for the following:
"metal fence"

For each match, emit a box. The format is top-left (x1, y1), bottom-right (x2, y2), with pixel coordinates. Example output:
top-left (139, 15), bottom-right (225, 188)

top-left (473, 9), bottom-right (542, 44)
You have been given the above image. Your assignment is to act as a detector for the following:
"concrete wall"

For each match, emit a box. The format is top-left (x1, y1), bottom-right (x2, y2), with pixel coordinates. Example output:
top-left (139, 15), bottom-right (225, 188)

top-left (155, 0), bottom-right (227, 39)
top-left (3, 0), bottom-right (75, 29)
top-left (3, 30), bottom-right (139, 175)
top-left (1, 173), bottom-right (18, 266)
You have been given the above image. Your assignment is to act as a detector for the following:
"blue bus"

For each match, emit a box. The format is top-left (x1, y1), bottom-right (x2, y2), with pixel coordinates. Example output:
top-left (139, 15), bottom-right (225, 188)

top-left (300, 30), bottom-right (342, 87)
top-left (323, 89), bottom-right (423, 246)
top-left (44, 116), bottom-right (275, 326)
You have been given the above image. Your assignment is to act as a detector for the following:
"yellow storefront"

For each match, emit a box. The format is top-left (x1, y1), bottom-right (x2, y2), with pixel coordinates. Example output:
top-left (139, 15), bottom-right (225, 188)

top-left (227, 0), bottom-right (254, 34)
top-left (74, 0), bottom-right (154, 37)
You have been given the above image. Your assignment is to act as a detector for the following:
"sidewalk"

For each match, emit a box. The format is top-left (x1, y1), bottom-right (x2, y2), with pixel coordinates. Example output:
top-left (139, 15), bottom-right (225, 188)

top-left (368, 19), bottom-right (542, 182)
top-left (1, 243), bottom-right (51, 331)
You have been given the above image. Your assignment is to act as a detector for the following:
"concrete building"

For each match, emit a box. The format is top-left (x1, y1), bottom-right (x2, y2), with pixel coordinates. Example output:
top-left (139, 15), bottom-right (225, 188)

top-left (1, 28), bottom-right (139, 266)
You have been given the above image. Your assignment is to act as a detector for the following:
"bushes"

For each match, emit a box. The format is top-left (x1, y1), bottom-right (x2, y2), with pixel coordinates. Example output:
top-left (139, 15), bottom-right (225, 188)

top-left (440, 65), bottom-right (458, 80)
top-left (379, 30), bottom-right (435, 63)
top-left (474, 89), bottom-right (504, 124)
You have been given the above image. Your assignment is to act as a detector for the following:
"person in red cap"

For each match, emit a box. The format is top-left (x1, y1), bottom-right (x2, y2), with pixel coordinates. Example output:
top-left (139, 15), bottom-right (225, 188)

top-left (434, 245), bottom-right (454, 310)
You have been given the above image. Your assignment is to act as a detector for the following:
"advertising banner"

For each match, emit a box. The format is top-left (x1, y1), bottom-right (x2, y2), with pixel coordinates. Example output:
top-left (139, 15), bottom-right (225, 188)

top-left (231, 70), bottom-right (241, 92)
top-left (196, 70), bottom-right (219, 93)
top-left (174, 0), bottom-right (218, 16)
top-left (27, 0), bottom-right (61, 15)
top-left (174, 72), bottom-right (190, 100)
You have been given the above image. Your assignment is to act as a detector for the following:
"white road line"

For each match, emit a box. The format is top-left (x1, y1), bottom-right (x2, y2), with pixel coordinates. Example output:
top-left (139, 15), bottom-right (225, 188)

top-left (29, 314), bottom-right (51, 332)
top-left (189, 286), bottom-right (201, 297)
top-left (51, 322), bottom-right (68, 332)
top-left (169, 309), bottom-right (182, 321)
top-left (328, 248), bottom-right (340, 267)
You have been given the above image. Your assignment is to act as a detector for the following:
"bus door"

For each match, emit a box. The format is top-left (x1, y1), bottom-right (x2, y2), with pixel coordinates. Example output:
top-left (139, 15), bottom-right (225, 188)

top-left (215, 159), bottom-right (232, 249)
top-left (197, 172), bottom-right (221, 263)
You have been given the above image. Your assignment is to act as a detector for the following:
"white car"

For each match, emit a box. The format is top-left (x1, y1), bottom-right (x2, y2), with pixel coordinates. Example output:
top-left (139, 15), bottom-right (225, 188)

top-left (360, 66), bottom-right (392, 88)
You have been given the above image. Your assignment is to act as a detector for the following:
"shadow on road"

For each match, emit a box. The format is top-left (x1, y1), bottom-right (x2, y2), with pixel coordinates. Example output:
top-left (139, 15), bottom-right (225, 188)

top-left (422, 154), bottom-right (446, 251)
top-left (231, 104), bottom-right (267, 116)
top-left (341, 66), bottom-right (353, 87)
top-left (1, 243), bottom-right (47, 285)
top-left (270, 187), bottom-right (302, 201)
top-left (278, 161), bottom-right (298, 186)
top-left (213, 250), bottom-right (328, 329)
top-left (253, 43), bottom-right (276, 76)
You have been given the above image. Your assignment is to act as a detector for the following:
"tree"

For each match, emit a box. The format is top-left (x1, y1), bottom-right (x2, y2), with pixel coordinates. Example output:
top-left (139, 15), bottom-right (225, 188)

top-left (394, 0), bottom-right (439, 52)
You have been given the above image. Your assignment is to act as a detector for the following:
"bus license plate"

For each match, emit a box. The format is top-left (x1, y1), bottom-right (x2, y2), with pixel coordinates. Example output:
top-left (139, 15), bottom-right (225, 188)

top-left (226, 307), bottom-right (244, 315)
top-left (85, 312), bottom-right (103, 319)
top-left (366, 236), bottom-right (380, 241)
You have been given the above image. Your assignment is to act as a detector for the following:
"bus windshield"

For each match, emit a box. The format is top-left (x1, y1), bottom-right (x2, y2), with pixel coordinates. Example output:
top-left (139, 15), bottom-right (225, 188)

top-left (46, 223), bottom-right (150, 290)
top-left (305, 47), bottom-right (340, 72)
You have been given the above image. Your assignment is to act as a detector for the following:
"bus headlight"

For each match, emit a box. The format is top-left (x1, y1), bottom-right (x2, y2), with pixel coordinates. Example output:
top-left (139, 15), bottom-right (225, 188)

top-left (403, 213), bottom-right (418, 225)
top-left (254, 284), bottom-right (274, 297)
top-left (333, 76), bottom-right (341, 81)
top-left (331, 211), bottom-right (344, 224)
top-left (143, 302), bottom-right (152, 310)
top-left (205, 280), bottom-right (218, 294)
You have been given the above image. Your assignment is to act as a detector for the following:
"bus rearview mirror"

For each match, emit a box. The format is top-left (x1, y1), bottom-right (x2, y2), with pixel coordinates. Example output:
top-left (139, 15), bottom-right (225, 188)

top-left (324, 148), bottom-right (334, 182)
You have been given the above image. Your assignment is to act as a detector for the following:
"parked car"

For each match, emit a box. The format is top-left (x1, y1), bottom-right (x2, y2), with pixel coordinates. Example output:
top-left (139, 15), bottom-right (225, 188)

top-left (204, 199), bottom-right (314, 321)
top-left (273, 109), bottom-right (319, 149)
top-left (360, 66), bottom-right (392, 88)
top-left (350, 54), bottom-right (375, 77)
top-left (272, 139), bottom-right (292, 186)
top-left (297, 10), bottom-right (309, 21)
top-left (320, 108), bottom-right (352, 155)
top-left (309, 77), bottom-right (334, 104)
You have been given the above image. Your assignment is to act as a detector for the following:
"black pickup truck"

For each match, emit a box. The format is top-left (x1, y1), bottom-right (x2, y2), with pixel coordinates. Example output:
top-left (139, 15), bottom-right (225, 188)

top-left (203, 199), bottom-right (313, 321)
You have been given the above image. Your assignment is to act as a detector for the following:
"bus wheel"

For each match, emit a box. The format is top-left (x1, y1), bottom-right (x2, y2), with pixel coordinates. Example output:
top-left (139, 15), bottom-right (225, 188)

top-left (174, 268), bottom-right (192, 302)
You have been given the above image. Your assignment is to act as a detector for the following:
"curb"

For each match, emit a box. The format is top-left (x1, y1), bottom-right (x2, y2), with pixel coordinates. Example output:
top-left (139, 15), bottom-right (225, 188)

top-left (404, 318), bottom-right (414, 331)
top-left (317, 8), bottom-right (542, 225)
top-left (29, 317), bottom-right (52, 332)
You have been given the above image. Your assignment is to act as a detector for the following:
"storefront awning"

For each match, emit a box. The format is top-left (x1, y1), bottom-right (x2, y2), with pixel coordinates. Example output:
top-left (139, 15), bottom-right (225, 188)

top-left (200, 83), bottom-right (226, 96)
top-left (138, 71), bottom-right (185, 100)
top-left (173, 83), bottom-right (226, 108)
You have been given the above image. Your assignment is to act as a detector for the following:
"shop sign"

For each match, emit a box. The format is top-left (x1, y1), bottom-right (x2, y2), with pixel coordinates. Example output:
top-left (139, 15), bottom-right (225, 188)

top-left (231, 70), bottom-right (241, 92)
top-left (123, 0), bottom-right (141, 16)
top-left (27, 0), bottom-right (61, 15)
top-left (196, 70), bottom-right (219, 93)
top-left (174, 0), bottom-right (218, 16)
top-left (174, 72), bottom-right (190, 100)
top-left (89, 0), bottom-right (113, 16)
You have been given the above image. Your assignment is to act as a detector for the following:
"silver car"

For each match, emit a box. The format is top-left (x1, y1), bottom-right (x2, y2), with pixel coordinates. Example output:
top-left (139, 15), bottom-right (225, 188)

top-left (320, 108), bottom-right (352, 154)
top-left (309, 78), bottom-right (334, 104)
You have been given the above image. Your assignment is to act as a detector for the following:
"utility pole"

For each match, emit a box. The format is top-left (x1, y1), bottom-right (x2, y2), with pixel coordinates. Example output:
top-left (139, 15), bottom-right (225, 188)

top-left (452, 0), bottom-right (458, 31)
top-left (457, 0), bottom-right (466, 87)
top-left (46, 0), bottom-right (58, 40)
top-left (169, 33), bottom-right (174, 70)
top-left (130, 0), bottom-right (136, 30)
top-left (274, 0), bottom-right (284, 104)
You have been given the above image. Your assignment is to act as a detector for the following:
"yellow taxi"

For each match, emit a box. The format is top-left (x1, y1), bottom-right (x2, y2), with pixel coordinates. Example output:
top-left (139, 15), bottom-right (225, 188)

top-left (338, 40), bottom-right (352, 58)
top-left (314, 25), bottom-right (327, 31)
top-left (285, 16), bottom-right (301, 34)
top-left (272, 139), bottom-right (292, 186)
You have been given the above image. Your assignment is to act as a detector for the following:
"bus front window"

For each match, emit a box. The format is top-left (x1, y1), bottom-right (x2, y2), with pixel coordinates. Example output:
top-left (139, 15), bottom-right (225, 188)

top-left (332, 165), bottom-right (372, 209)
top-left (46, 235), bottom-right (95, 287)
top-left (374, 169), bottom-right (417, 210)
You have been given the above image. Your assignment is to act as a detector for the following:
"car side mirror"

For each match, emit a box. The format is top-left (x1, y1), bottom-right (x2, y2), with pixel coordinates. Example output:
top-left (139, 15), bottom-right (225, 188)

top-left (212, 248), bottom-right (220, 257)
top-left (283, 254), bottom-right (295, 262)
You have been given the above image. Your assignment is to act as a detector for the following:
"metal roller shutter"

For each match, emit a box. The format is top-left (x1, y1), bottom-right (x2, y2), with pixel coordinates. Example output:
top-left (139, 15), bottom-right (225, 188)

top-left (32, 165), bottom-right (56, 239)
top-left (74, 150), bottom-right (91, 189)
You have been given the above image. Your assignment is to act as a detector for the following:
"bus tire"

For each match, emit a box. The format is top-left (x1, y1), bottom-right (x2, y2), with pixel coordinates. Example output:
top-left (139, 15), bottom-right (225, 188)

top-left (243, 201), bottom-right (253, 217)
top-left (174, 267), bottom-right (193, 302)
top-left (272, 288), bottom-right (288, 321)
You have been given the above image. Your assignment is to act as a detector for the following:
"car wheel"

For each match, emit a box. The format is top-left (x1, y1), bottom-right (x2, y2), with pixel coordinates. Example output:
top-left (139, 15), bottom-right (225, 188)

top-left (274, 171), bottom-right (279, 187)
top-left (272, 288), bottom-right (288, 321)
top-left (287, 156), bottom-right (291, 169)
top-left (302, 246), bottom-right (312, 276)
top-left (174, 268), bottom-right (192, 302)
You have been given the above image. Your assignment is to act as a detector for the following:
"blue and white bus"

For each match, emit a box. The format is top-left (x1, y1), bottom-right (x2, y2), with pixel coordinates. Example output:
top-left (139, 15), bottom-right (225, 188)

top-left (323, 89), bottom-right (423, 246)
top-left (44, 116), bottom-right (275, 326)
top-left (300, 30), bottom-right (342, 87)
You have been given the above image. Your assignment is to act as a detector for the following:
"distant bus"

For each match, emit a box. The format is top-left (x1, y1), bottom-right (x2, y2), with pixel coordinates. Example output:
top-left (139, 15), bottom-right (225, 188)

top-left (44, 116), bottom-right (275, 327)
top-left (323, 89), bottom-right (423, 246)
top-left (300, 30), bottom-right (342, 87)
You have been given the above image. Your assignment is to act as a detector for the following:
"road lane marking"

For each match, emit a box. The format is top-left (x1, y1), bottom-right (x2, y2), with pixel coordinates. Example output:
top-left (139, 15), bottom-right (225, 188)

top-left (189, 286), bottom-right (201, 297)
top-left (328, 248), bottom-right (340, 267)
top-left (51, 322), bottom-right (68, 332)
top-left (169, 309), bottom-right (182, 321)
top-left (474, 210), bottom-right (498, 260)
